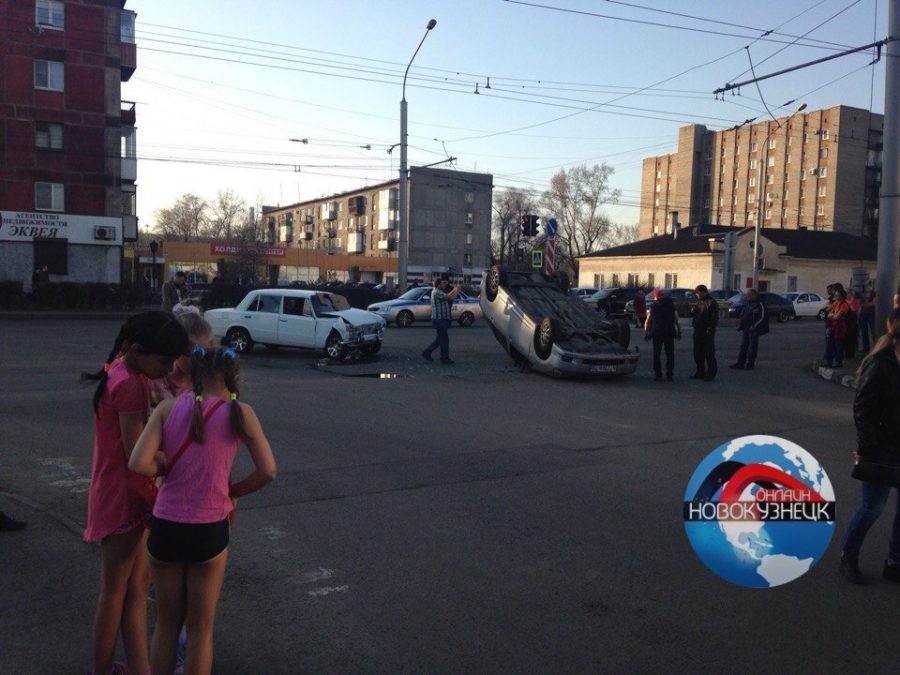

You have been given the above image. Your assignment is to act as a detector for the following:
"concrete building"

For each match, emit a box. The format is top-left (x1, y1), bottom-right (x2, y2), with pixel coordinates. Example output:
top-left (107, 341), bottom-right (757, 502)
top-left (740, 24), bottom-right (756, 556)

top-left (640, 105), bottom-right (883, 239)
top-left (0, 0), bottom-right (138, 292)
top-left (262, 166), bottom-right (493, 286)
top-left (578, 225), bottom-right (876, 296)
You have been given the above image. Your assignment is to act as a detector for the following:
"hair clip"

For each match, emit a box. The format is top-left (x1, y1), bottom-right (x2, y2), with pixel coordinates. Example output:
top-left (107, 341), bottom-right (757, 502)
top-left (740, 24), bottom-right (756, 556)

top-left (192, 345), bottom-right (207, 358)
top-left (195, 395), bottom-right (203, 402)
top-left (221, 348), bottom-right (238, 360)
top-left (230, 393), bottom-right (238, 401)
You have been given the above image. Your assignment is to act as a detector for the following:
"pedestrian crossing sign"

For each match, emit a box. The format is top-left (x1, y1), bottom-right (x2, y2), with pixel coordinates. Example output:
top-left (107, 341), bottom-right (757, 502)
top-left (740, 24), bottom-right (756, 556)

top-left (532, 250), bottom-right (543, 269)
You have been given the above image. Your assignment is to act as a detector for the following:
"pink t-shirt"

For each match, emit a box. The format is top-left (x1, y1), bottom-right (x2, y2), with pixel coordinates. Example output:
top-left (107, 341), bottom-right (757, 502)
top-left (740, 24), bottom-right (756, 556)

top-left (154, 395), bottom-right (240, 524)
top-left (84, 358), bottom-right (154, 542)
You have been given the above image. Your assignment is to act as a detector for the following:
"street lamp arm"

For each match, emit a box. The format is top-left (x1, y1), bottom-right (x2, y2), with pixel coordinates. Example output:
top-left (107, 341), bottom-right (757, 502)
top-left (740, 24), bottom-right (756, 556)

top-left (402, 20), bottom-right (437, 102)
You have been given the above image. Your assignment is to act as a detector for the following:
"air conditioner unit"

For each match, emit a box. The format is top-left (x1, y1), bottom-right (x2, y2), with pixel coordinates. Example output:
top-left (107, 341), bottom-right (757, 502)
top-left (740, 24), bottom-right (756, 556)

top-left (766, 192), bottom-right (777, 201)
top-left (94, 226), bottom-right (116, 241)
top-left (808, 168), bottom-right (819, 176)
top-left (301, 231), bottom-right (313, 241)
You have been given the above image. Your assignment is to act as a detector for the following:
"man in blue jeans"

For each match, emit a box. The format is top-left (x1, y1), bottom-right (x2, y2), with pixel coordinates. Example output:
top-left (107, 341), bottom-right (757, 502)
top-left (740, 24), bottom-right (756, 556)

top-left (422, 277), bottom-right (460, 364)
top-left (730, 289), bottom-right (768, 370)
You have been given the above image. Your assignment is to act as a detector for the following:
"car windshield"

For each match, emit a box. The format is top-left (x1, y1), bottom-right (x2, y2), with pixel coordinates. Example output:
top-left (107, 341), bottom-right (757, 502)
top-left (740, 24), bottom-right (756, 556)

top-left (728, 293), bottom-right (745, 303)
top-left (397, 287), bottom-right (429, 300)
top-left (311, 292), bottom-right (350, 313)
top-left (590, 289), bottom-right (615, 300)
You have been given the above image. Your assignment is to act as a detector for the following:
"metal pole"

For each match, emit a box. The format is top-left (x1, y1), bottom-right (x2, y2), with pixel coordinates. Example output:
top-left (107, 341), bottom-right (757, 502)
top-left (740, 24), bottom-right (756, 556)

top-left (876, 0), bottom-right (900, 335)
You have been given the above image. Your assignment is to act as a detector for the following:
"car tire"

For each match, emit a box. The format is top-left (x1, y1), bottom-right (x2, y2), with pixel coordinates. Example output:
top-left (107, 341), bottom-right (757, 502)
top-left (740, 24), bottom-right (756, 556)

top-left (778, 309), bottom-right (789, 323)
top-left (226, 327), bottom-right (254, 354)
top-left (458, 311), bottom-right (475, 327)
top-left (361, 342), bottom-right (382, 356)
top-left (485, 265), bottom-right (508, 302)
top-left (396, 310), bottom-right (414, 328)
top-left (817, 308), bottom-right (827, 321)
top-left (533, 316), bottom-right (559, 361)
top-left (324, 330), bottom-right (348, 361)
top-left (614, 319), bottom-right (631, 349)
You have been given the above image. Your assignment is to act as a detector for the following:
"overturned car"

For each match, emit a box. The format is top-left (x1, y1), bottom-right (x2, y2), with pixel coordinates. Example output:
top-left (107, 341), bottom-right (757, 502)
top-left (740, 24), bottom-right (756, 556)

top-left (480, 266), bottom-right (640, 378)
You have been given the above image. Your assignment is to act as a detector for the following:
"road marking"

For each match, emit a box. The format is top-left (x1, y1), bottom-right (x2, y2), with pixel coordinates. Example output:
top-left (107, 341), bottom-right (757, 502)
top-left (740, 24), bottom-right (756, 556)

top-left (261, 525), bottom-right (285, 541)
top-left (294, 567), bottom-right (336, 584)
top-left (307, 585), bottom-right (349, 597)
top-left (38, 457), bottom-right (90, 494)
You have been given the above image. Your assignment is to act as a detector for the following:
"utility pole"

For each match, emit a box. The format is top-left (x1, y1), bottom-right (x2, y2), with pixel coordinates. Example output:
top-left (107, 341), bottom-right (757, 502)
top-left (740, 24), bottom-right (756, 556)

top-left (876, 0), bottom-right (899, 335)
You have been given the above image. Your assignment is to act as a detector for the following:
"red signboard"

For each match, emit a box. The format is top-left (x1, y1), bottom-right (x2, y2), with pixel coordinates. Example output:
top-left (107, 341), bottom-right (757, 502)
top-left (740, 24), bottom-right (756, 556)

top-left (210, 242), bottom-right (286, 257)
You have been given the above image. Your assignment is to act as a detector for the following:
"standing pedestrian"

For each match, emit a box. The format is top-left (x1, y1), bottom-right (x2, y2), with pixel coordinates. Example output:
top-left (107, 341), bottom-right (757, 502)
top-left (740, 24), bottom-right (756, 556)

top-left (80, 312), bottom-right (189, 675)
top-left (823, 285), bottom-right (849, 368)
top-left (422, 277), bottom-right (460, 365)
top-left (839, 309), bottom-right (900, 585)
top-left (846, 289), bottom-right (860, 360)
top-left (690, 284), bottom-right (719, 381)
top-left (730, 289), bottom-right (768, 370)
top-left (633, 287), bottom-right (647, 328)
top-left (161, 271), bottom-right (187, 313)
top-left (859, 280), bottom-right (877, 353)
top-left (129, 347), bottom-right (276, 675)
top-left (644, 289), bottom-right (680, 381)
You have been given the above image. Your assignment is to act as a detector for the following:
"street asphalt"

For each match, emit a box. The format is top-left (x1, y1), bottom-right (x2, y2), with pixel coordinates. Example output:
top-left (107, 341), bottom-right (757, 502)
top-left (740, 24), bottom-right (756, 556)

top-left (0, 316), bottom-right (893, 674)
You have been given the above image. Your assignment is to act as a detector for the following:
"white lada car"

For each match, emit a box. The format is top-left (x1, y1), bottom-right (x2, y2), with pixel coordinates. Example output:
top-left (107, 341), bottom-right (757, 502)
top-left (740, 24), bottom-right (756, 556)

top-left (205, 289), bottom-right (385, 360)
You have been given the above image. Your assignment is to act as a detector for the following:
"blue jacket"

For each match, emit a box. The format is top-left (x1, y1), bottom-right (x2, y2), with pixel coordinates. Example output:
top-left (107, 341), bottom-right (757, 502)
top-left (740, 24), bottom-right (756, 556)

top-left (739, 299), bottom-right (768, 335)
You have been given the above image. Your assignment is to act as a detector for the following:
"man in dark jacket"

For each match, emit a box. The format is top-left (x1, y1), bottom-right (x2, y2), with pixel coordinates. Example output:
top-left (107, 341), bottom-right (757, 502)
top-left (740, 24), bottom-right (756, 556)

top-left (161, 270), bottom-right (187, 312)
top-left (644, 290), bottom-right (681, 381)
top-left (731, 289), bottom-right (768, 370)
top-left (690, 284), bottom-right (719, 381)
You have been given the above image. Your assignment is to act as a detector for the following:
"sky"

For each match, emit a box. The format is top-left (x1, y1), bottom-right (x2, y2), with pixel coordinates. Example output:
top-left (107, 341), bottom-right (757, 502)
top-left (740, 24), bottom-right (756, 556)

top-left (124, 0), bottom-right (886, 232)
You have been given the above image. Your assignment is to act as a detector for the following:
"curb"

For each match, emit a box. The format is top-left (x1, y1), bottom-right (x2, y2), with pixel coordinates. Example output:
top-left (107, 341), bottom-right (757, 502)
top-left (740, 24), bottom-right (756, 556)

top-left (812, 360), bottom-right (857, 390)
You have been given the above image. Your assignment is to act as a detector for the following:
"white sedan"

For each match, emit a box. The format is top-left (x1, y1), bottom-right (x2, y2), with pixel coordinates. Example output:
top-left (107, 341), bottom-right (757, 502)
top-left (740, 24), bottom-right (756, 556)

top-left (784, 292), bottom-right (829, 320)
top-left (205, 289), bottom-right (385, 360)
top-left (367, 286), bottom-right (483, 327)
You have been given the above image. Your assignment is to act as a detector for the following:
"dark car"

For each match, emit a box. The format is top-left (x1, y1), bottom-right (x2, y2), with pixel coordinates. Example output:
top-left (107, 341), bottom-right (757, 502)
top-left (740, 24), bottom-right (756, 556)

top-left (645, 288), bottom-right (699, 317)
top-left (583, 287), bottom-right (642, 319)
top-left (728, 292), bottom-right (796, 322)
top-left (710, 289), bottom-right (741, 302)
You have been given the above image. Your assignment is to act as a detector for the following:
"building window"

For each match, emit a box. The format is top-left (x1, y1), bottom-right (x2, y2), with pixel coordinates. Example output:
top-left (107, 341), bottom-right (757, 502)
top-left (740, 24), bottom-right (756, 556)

top-left (751, 142), bottom-right (758, 152)
top-left (122, 191), bottom-right (136, 216)
top-left (767, 156), bottom-right (775, 167)
top-left (600, 274), bottom-right (606, 287)
top-left (466, 233), bottom-right (473, 245)
top-left (749, 159), bottom-right (757, 170)
top-left (818, 185), bottom-right (827, 197)
top-left (33, 238), bottom-right (67, 275)
top-left (748, 193), bottom-right (756, 203)
top-left (803, 132), bottom-right (810, 142)
top-left (819, 167), bottom-right (827, 178)
top-left (664, 273), bottom-right (677, 287)
top-left (820, 148), bottom-right (828, 159)
top-left (786, 154), bottom-right (791, 163)
top-left (703, 198), bottom-right (710, 208)
top-left (800, 187), bottom-right (806, 199)
top-left (611, 273), bottom-right (619, 286)
top-left (656, 170), bottom-right (661, 179)
top-left (787, 137), bottom-right (793, 146)
top-left (463, 253), bottom-right (472, 265)
top-left (787, 275), bottom-right (798, 293)
top-left (784, 173), bottom-right (789, 183)
top-left (465, 191), bottom-right (474, 204)
top-left (817, 204), bottom-right (825, 216)
top-left (34, 60), bottom-right (64, 91)
top-left (593, 274), bottom-right (600, 288)
top-left (800, 207), bottom-right (806, 216)
top-left (703, 164), bottom-right (711, 176)
top-left (654, 198), bottom-right (660, 207)
top-left (655, 184), bottom-right (660, 193)
top-left (749, 176), bottom-right (756, 187)
top-left (782, 208), bottom-right (788, 218)
top-left (35, 122), bottom-right (63, 149)
top-left (784, 189), bottom-right (789, 201)
top-left (768, 139), bottom-right (776, 149)
top-left (748, 211), bottom-right (755, 220)
top-left (721, 147), bottom-right (726, 157)
top-left (766, 174), bottom-right (774, 185)
top-left (35, 182), bottom-right (64, 211)
top-left (820, 129), bottom-right (830, 140)
top-left (36, 0), bottom-right (64, 29)
top-left (718, 197), bottom-right (723, 207)
top-left (765, 209), bottom-right (772, 219)
top-left (121, 12), bottom-right (136, 43)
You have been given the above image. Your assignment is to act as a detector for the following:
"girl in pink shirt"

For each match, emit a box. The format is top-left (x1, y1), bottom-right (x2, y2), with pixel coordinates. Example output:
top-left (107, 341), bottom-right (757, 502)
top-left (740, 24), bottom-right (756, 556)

top-left (81, 311), bottom-right (189, 675)
top-left (130, 347), bottom-right (276, 675)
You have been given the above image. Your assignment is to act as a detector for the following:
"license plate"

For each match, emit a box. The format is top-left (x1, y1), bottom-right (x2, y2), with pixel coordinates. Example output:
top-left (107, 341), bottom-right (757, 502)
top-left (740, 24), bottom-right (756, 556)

top-left (363, 334), bottom-right (378, 342)
top-left (590, 364), bottom-right (618, 373)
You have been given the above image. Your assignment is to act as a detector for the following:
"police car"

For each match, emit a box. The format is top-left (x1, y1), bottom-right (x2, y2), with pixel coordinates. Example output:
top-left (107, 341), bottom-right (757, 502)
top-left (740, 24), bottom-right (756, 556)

top-left (367, 286), bottom-right (483, 327)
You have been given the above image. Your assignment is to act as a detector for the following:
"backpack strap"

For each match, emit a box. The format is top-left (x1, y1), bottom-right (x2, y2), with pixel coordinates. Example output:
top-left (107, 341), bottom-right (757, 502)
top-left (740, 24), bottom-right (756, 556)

top-left (166, 398), bottom-right (227, 475)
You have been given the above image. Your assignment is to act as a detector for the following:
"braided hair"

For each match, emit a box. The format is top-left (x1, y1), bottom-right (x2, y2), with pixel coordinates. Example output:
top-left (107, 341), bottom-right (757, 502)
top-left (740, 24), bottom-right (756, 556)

top-left (189, 348), bottom-right (248, 443)
top-left (81, 311), bottom-right (189, 414)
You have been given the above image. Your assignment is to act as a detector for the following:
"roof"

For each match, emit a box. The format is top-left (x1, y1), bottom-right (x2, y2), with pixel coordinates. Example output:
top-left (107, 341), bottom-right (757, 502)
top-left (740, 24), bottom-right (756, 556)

top-left (580, 225), bottom-right (877, 262)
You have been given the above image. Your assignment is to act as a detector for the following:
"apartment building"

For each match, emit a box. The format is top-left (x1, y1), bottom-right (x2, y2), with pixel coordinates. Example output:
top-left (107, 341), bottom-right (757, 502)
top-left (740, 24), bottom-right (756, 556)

top-left (0, 0), bottom-right (138, 292)
top-left (639, 105), bottom-right (883, 240)
top-left (262, 166), bottom-right (493, 286)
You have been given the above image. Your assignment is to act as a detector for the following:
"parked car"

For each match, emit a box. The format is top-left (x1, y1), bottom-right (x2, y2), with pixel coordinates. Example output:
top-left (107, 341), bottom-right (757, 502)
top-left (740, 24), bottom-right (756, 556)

top-left (205, 288), bottom-right (385, 360)
top-left (583, 287), bottom-right (642, 319)
top-left (480, 266), bottom-right (639, 378)
top-left (569, 287), bottom-right (596, 300)
top-left (784, 291), bottom-right (828, 320)
top-left (644, 288), bottom-right (699, 317)
top-left (367, 286), bottom-right (483, 327)
top-left (728, 291), bottom-right (796, 322)
top-left (710, 289), bottom-right (741, 302)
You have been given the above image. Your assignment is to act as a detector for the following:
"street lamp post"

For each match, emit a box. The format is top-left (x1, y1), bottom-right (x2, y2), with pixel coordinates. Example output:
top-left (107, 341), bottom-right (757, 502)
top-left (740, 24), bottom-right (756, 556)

top-left (752, 103), bottom-right (806, 290)
top-left (398, 19), bottom-right (436, 293)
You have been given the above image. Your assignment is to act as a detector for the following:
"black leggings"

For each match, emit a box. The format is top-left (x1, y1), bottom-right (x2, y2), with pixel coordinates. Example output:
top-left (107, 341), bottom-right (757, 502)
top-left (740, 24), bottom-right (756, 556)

top-left (148, 517), bottom-right (230, 564)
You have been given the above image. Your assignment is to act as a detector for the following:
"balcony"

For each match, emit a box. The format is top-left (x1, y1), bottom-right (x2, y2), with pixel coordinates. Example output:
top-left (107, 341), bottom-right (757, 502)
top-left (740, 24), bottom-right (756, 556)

top-left (121, 101), bottom-right (136, 125)
top-left (377, 209), bottom-right (399, 230)
top-left (347, 232), bottom-right (364, 253)
top-left (120, 10), bottom-right (136, 81)
top-left (378, 239), bottom-right (396, 251)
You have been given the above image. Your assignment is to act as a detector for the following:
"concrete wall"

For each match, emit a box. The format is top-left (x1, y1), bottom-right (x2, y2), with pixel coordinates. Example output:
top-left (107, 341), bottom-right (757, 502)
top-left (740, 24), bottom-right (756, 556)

top-left (0, 241), bottom-right (120, 292)
top-left (578, 253), bottom-right (715, 290)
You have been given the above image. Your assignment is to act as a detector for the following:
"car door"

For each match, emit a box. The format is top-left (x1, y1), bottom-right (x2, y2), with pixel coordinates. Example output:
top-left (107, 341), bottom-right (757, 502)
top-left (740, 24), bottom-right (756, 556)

top-left (277, 296), bottom-right (317, 348)
top-left (248, 293), bottom-right (281, 343)
top-left (413, 288), bottom-right (433, 320)
top-left (807, 293), bottom-right (825, 316)
top-left (795, 293), bottom-right (811, 316)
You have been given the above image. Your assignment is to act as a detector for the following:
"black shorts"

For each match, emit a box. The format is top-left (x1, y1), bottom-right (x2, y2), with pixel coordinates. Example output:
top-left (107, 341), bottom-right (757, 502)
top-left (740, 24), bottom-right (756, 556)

top-left (148, 517), bottom-right (230, 564)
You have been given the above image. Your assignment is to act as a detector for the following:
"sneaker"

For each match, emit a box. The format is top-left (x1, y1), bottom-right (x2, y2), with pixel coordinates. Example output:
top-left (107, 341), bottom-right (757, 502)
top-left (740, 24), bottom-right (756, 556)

top-left (0, 512), bottom-right (27, 532)
top-left (421, 351), bottom-right (433, 362)
top-left (440, 358), bottom-right (455, 365)
top-left (883, 562), bottom-right (900, 583)
top-left (729, 363), bottom-right (744, 370)
top-left (839, 556), bottom-right (865, 585)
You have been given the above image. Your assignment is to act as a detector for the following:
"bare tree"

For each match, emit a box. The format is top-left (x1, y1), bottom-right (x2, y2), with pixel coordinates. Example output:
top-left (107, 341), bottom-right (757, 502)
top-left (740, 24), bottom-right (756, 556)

top-left (153, 194), bottom-right (208, 242)
top-left (603, 222), bottom-right (640, 248)
top-left (204, 189), bottom-right (248, 239)
top-left (491, 188), bottom-right (536, 265)
top-left (540, 163), bottom-right (620, 272)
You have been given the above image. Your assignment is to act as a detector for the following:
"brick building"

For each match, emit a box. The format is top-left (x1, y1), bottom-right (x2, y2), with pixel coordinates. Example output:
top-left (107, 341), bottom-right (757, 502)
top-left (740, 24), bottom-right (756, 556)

top-left (262, 166), bottom-right (493, 286)
top-left (0, 0), bottom-right (137, 292)
top-left (639, 105), bottom-right (883, 239)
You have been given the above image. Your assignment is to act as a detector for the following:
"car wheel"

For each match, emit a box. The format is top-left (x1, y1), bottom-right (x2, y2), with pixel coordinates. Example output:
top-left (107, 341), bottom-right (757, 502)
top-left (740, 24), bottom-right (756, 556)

top-left (396, 310), bottom-right (414, 328)
top-left (533, 316), bottom-right (559, 361)
top-left (817, 308), bottom-right (827, 321)
top-left (324, 330), bottom-right (348, 361)
top-left (778, 309), bottom-right (789, 323)
top-left (458, 311), bottom-right (475, 327)
top-left (614, 319), bottom-right (631, 349)
top-left (226, 328), bottom-right (253, 354)
top-left (361, 342), bottom-right (382, 356)
top-left (485, 265), bottom-right (508, 302)
top-left (263, 343), bottom-right (280, 351)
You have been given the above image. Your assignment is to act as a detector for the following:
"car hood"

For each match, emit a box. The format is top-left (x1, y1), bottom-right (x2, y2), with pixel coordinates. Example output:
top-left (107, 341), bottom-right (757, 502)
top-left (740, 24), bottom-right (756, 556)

top-left (318, 307), bottom-right (384, 326)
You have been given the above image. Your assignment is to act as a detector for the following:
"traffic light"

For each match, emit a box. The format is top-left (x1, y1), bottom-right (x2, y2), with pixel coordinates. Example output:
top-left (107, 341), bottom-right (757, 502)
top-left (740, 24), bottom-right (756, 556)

top-left (516, 249), bottom-right (525, 263)
top-left (520, 214), bottom-right (539, 236)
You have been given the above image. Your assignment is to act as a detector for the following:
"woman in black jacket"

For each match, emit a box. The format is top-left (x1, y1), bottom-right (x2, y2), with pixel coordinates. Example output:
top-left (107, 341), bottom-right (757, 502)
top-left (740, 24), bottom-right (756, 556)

top-left (840, 309), bottom-right (900, 584)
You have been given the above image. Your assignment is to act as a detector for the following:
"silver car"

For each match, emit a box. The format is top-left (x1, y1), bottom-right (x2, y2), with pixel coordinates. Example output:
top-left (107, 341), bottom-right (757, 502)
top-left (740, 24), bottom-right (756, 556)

top-left (480, 266), bottom-right (639, 378)
top-left (367, 286), bottom-right (483, 327)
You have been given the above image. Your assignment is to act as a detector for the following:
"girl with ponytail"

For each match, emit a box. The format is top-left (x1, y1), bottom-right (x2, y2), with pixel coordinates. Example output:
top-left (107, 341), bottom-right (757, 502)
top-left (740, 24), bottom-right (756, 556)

top-left (129, 347), bottom-right (276, 674)
top-left (81, 311), bottom-right (189, 675)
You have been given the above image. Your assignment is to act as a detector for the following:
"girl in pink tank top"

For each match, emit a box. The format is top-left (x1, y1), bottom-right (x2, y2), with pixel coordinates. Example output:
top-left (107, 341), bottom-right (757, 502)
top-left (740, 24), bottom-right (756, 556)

top-left (129, 346), bottom-right (276, 675)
